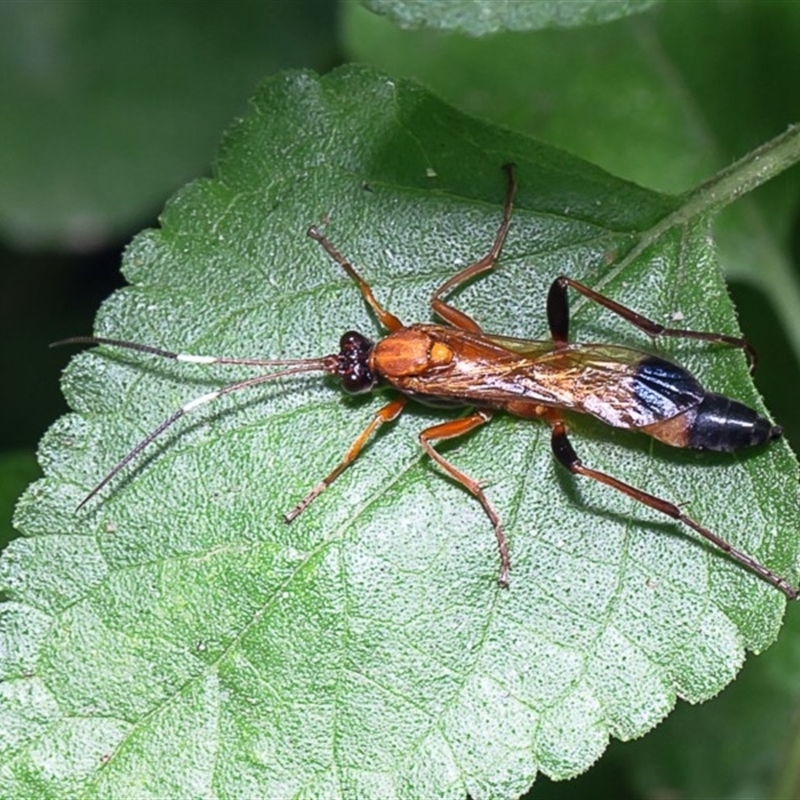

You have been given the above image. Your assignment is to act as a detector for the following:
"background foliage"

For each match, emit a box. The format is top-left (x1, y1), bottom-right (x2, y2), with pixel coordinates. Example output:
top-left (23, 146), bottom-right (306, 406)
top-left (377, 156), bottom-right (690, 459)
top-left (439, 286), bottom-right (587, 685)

top-left (2, 1), bottom-right (800, 798)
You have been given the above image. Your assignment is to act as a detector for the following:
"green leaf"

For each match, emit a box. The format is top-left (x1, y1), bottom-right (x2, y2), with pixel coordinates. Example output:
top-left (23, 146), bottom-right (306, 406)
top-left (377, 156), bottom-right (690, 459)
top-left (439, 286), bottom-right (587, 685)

top-left (3, 66), bottom-right (799, 798)
top-left (360, 0), bottom-right (660, 35)
top-left (0, 0), bottom-right (337, 249)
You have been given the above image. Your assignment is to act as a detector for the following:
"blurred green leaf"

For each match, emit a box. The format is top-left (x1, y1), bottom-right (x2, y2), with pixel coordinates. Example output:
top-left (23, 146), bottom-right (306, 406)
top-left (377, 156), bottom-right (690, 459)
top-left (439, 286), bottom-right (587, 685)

top-left (0, 0), bottom-right (337, 249)
top-left (624, 602), bottom-right (800, 800)
top-left (360, 0), bottom-right (659, 35)
top-left (2, 66), bottom-right (799, 798)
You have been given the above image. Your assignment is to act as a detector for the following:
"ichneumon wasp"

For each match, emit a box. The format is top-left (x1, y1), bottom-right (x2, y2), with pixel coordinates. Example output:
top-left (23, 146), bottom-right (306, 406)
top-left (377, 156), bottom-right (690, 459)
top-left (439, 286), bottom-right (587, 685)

top-left (55, 164), bottom-right (796, 599)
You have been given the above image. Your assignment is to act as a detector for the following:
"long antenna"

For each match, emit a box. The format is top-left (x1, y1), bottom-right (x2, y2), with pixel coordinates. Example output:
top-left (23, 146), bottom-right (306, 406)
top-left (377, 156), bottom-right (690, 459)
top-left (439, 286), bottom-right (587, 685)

top-left (51, 336), bottom-right (329, 368)
top-left (52, 337), bottom-right (338, 508)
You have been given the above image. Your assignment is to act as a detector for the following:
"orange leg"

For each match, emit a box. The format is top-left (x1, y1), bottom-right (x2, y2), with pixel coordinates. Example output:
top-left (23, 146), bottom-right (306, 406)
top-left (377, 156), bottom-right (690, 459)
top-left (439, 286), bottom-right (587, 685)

top-left (285, 397), bottom-right (407, 522)
top-left (430, 163), bottom-right (517, 333)
top-left (418, 410), bottom-right (511, 587)
top-left (307, 226), bottom-right (404, 332)
top-left (546, 411), bottom-right (797, 600)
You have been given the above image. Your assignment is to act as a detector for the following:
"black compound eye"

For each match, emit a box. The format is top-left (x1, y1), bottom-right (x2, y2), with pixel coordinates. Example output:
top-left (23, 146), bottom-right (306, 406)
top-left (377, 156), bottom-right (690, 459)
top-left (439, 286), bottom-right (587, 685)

top-left (342, 367), bottom-right (375, 394)
top-left (338, 330), bottom-right (376, 394)
top-left (340, 331), bottom-right (371, 352)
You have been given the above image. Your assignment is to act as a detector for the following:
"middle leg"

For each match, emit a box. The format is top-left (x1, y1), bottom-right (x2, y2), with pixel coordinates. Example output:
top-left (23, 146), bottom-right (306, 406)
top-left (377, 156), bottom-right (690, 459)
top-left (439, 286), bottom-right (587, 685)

top-left (418, 410), bottom-right (511, 586)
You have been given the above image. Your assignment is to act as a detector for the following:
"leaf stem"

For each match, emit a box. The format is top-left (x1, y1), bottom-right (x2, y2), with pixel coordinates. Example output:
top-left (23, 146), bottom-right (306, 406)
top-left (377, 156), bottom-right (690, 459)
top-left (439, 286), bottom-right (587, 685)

top-left (681, 123), bottom-right (800, 217)
top-left (619, 124), bottom-right (800, 265)
top-left (601, 125), bottom-right (800, 356)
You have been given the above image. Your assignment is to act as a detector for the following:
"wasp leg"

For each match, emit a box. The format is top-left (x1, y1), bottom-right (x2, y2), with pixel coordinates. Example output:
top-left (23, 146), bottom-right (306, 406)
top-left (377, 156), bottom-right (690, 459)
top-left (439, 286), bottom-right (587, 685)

top-left (418, 411), bottom-right (511, 587)
top-left (430, 164), bottom-right (517, 334)
top-left (307, 227), bottom-right (404, 332)
top-left (547, 413), bottom-right (797, 600)
top-left (285, 396), bottom-right (407, 522)
top-left (547, 275), bottom-right (756, 368)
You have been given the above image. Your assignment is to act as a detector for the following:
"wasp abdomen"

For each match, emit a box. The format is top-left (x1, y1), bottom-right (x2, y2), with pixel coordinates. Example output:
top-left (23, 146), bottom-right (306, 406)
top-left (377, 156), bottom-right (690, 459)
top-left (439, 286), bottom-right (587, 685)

top-left (688, 393), bottom-right (782, 452)
top-left (635, 358), bottom-right (781, 452)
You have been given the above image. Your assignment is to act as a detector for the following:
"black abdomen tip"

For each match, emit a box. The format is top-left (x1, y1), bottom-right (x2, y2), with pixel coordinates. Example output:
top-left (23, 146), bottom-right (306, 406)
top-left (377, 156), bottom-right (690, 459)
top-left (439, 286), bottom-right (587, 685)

top-left (689, 393), bottom-right (780, 452)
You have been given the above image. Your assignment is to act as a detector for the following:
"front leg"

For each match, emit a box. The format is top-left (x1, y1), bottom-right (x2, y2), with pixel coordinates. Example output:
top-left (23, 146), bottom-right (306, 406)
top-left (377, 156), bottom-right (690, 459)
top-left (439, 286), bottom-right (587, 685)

top-left (307, 226), bottom-right (404, 333)
top-left (285, 397), bottom-right (407, 522)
